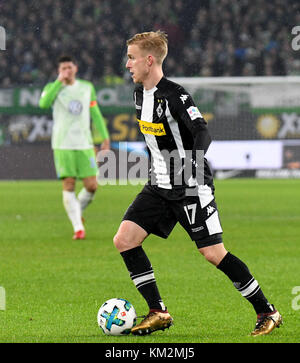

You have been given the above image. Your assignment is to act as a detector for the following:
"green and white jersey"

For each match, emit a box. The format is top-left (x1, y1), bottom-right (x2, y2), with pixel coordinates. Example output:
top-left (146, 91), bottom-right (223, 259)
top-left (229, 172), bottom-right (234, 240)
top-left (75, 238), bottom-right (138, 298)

top-left (40, 79), bottom-right (108, 150)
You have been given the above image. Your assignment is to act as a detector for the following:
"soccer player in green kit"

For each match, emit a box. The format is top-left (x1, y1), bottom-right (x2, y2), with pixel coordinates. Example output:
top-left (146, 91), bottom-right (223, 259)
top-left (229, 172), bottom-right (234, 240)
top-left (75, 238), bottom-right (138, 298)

top-left (39, 55), bottom-right (110, 240)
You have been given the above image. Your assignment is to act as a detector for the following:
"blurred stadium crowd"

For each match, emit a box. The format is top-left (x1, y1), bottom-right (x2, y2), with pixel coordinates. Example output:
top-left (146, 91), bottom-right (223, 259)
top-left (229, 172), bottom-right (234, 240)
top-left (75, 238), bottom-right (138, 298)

top-left (0, 0), bottom-right (300, 86)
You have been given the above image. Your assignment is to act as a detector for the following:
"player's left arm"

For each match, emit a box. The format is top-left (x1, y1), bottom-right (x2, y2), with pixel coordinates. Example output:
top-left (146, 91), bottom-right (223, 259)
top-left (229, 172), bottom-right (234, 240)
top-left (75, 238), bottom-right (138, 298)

top-left (167, 87), bottom-right (211, 183)
top-left (168, 87), bottom-right (211, 154)
top-left (89, 84), bottom-right (110, 152)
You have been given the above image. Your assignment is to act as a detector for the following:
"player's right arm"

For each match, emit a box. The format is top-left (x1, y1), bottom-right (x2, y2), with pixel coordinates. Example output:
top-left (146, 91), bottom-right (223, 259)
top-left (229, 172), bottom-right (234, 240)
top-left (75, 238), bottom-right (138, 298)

top-left (39, 79), bottom-right (63, 109)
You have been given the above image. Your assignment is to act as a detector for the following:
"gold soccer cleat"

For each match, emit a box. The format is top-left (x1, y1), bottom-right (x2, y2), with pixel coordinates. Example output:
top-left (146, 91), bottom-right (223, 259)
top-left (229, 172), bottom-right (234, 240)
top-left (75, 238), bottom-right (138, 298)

top-left (251, 306), bottom-right (282, 336)
top-left (131, 310), bottom-right (173, 335)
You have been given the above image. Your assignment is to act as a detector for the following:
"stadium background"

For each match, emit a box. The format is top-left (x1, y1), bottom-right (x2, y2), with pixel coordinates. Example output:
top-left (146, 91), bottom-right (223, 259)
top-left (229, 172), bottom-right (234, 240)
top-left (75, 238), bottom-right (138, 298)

top-left (0, 0), bottom-right (300, 179)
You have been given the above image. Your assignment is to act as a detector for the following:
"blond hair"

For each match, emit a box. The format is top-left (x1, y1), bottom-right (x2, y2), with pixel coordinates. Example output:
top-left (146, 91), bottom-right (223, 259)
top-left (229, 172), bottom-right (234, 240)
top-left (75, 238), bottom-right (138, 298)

top-left (127, 30), bottom-right (168, 64)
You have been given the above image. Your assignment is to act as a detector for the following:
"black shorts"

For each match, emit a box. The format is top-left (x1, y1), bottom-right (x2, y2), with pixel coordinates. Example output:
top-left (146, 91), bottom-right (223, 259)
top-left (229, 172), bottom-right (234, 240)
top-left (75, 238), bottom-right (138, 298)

top-left (122, 183), bottom-right (223, 248)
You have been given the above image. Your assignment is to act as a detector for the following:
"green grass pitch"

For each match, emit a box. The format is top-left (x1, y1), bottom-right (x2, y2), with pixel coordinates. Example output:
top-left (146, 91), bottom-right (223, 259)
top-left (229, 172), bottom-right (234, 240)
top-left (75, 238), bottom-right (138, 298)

top-left (0, 179), bottom-right (299, 343)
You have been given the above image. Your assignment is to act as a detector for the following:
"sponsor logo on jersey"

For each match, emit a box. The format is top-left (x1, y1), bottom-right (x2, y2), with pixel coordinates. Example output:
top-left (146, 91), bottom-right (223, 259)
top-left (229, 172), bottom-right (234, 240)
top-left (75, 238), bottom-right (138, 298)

top-left (137, 119), bottom-right (166, 136)
top-left (180, 94), bottom-right (189, 104)
top-left (207, 205), bottom-right (215, 216)
top-left (191, 226), bottom-right (204, 233)
top-left (186, 106), bottom-right (202, 120)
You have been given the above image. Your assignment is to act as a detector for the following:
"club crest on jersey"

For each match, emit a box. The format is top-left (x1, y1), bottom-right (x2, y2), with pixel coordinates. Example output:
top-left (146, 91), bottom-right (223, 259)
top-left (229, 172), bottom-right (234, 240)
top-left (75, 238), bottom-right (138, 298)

top-left (68, 100), bottom-right (83, 115)
top-left (186, 106), bottom-right (202, 121)
top-left (156, 99), bottom-right (164, 118)
top-left (156, 103), bottom-right (163, 118)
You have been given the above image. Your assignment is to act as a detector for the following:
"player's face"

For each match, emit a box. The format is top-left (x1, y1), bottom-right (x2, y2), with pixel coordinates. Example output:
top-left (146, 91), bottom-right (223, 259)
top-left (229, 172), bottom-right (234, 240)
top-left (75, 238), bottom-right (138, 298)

top-left (126, 44), bottom-right (149, 84)
top-left (58, 62), bottom-right (77, 82)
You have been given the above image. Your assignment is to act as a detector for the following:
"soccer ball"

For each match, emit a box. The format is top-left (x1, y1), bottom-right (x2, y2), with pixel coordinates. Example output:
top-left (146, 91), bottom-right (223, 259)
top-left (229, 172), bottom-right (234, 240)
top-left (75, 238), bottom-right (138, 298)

top-left (97, 298), bottom-right (137, 335)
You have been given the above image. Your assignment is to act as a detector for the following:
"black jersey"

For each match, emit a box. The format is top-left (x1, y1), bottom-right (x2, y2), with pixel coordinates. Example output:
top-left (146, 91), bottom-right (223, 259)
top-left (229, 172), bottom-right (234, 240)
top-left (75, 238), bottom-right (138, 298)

top-left (134, 77), bottom-right (213, 189)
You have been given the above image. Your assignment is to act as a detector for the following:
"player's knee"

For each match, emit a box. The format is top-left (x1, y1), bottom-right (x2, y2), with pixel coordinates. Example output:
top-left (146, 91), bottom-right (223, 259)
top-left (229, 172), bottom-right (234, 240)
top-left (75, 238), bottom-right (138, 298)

top-left (198, 244), bottom-right (227, 266)
top-left (113, 232), bottom-right (140, 253)
top-left (113, 233), bottom-right (128, 252)
top-left (198, 248), bottom-right (220, 266)
top-left (199, 249), bottom-right (214, 264)
top-left (63, 177), bottom-right (76, 192)
top-left (86, 183), bottom-right (97, 193)
top-left (83, 177), bottom-right (98, 193)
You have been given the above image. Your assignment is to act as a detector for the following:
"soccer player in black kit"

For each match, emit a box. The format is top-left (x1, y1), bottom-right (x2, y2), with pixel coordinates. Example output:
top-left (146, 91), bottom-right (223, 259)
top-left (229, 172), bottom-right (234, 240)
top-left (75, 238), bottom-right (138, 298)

top-left (113, 30), bottom-right (282, 336)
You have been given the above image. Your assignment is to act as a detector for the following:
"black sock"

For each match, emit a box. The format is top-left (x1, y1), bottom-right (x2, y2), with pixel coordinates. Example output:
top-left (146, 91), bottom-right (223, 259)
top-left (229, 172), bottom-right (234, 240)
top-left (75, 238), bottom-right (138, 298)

top-left (217, 252), bottom-right (273, 314)
top-left (120, 246), bottom-right (165, 311)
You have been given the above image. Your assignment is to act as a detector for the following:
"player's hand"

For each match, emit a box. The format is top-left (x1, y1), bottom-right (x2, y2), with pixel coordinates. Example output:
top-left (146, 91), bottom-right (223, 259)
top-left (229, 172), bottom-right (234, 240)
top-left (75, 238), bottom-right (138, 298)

top-left (100, 138), bottom-right (110, 152)
top-left (57, 70), bottom-right (69, 83)
top-left (183, 155), bottom-right (204, 185)
top-left (95, 139), bottom-right (110, 167)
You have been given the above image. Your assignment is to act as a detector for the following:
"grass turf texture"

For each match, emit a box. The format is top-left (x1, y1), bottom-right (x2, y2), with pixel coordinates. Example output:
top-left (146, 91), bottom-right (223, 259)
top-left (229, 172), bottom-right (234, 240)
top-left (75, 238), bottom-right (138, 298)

top-left (0, 179), bottom-right (299, 343)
